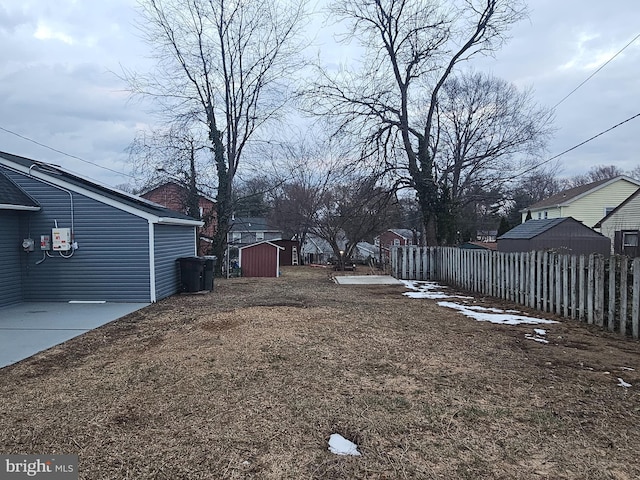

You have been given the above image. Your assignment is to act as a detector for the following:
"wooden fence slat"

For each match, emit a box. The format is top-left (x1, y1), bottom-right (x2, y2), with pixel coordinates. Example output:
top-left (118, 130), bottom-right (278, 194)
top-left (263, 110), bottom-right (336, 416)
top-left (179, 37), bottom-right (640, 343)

top-left (555, 253), bottom-right (562, 315)
top-left (571, 255), bottom-right (577, 319)
top-left (633, 258), bottom-right (640, 339)
top-left (529, 251), bottom-right (536, 309)
top-left (563, 254), bottom-right (569, 317)
top-left (587, 254), bottom-right (595, 324)
top-left (620, 257), bottom-right (628, 336)
top-left (608, 256), bottom-right (616, 332)
top-left (579, 255), bottom-right (586, 322)
top-left (595, 255), bottom-right (604, 327)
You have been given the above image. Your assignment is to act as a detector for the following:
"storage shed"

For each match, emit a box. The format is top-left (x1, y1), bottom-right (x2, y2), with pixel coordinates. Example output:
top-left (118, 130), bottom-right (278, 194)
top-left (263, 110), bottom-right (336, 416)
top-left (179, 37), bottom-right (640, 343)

top-left (497, 217), bottom-right (610, 256)
top-left (239, 241), bottom-right (285, 277)
top-left (0, 151), bottom-right (203, 308)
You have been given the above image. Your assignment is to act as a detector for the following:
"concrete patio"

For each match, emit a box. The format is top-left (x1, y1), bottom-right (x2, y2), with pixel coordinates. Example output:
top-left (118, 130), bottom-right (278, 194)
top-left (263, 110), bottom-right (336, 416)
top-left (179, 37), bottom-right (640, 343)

top-left (0, 302), bottom-right (149, 368)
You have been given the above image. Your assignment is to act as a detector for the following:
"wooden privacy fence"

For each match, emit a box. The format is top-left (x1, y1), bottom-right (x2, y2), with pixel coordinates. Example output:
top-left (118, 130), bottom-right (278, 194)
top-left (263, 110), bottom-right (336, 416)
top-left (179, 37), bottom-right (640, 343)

top-left (391, 246), bottom-right (640, 339)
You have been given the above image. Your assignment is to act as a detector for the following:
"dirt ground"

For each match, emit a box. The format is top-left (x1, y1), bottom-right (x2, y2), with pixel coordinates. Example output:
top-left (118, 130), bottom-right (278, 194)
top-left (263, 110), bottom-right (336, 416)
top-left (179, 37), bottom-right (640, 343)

top-left (1, 266), bottom-right (640, 479)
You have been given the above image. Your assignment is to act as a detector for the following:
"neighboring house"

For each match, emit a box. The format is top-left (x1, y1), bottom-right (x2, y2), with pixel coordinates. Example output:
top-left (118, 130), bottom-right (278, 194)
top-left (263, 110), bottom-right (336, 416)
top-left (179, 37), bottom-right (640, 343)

top-left (352, 241), bottom-right (380, 263)
top-left (239, 241), bottom-right (285, 277)
top-left (476, 230), bottom-right (498, 242)
top-left (498, 217), bottom-right (610, 256)
top-left (141, 181), bottom-right (217, 256)
top-left (594, 189), bottom-right (640, 256)
top-left (375, 229), bottom-right (418, 263)
top-left (301, 234), bottom-right (333, 265)
top-left (0, 151), bottom-right (203, 308)
top-left (227, 217), bottom-right (282, 246)
top-left (521, 176), bottom-right (640, 227)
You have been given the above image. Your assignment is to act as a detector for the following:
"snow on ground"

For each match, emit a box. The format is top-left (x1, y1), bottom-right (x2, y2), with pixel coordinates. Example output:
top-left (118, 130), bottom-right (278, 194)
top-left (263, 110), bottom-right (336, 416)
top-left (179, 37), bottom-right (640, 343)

top-left (617, 378), bottom-right (632, 388)
top-left (328, 434), bottom-right (361, 456)
top-left (401, 280), bottom-right (558, 326)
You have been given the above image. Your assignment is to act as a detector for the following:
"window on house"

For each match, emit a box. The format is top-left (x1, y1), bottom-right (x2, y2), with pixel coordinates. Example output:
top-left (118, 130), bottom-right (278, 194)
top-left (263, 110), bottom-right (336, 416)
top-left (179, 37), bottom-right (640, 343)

top-left (231, 232), bottom-right (242, 242)
top-left (393, 239), bottom-right (400, 246)
top-left (604, 207), bottom-right (615, 217)
top-left (623, 232), bottom-right (638, 247)
top-left (544, 211), bottom-right (548, 219)
top-left (537, 212), bottom-right (542, 219)
top-left (374, 238), bottom-right (380, 246)
top-left (256, 231), bottom-right (264, 241)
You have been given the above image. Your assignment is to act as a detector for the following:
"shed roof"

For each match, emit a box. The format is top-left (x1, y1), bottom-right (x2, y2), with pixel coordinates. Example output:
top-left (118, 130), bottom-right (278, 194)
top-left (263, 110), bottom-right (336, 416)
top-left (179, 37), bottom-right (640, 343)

top-left (522, 176), bottom-right (640, 212)
top-left (238, 240), bottom-right (285, 251)
top-left (498, 218), bottom-right (571, 240)
top-left (0, 151), bottom-right (202, 225)
top-left (0, 170), bottom-right (40, 211)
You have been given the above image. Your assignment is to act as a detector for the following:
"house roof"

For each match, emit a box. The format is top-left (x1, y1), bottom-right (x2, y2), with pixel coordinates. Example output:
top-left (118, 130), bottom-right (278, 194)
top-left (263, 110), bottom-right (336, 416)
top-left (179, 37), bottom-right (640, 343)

top-left (498, 218), bottom-right (571, 240)
top-left (389, 228), bottom-right (414, 239)
top-left (0, 170), bottom-right (40, 211)
top-left (522, 176), bottom-right (640, 212)
top-left (0, 151), bottom-right (202, 225)
top-left (594, 188), bottom-right (640, 228)
top-left (229, 217), bottom-right (280, 232)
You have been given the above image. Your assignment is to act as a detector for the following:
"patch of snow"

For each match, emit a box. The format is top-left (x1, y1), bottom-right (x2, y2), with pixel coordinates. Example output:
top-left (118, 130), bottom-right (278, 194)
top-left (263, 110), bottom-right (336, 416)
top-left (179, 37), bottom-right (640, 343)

top-left (401, 280), bottom-right (472, 300)
top-left (534, 329), bottom-right (547, 336)
top-left (525, 334), bottom-right (550, 344)
top-left (403, 291), bottom-right (472, 300)
top-left (437, 301), bottom-right (558, 326)
top-left (617, 378), bottom-right (632, 388)
top-left (402, 280), bottom-right (558, 326)
top-left (328, 434), bottom-right (361, 456)
top-left (621, 366), bottom-right (635, 371)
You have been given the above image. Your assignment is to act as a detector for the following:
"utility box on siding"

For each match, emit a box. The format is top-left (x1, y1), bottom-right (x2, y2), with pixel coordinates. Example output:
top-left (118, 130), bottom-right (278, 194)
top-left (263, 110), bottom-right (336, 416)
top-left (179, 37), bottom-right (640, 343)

top-left (239, 241), bottom-right (285, 277)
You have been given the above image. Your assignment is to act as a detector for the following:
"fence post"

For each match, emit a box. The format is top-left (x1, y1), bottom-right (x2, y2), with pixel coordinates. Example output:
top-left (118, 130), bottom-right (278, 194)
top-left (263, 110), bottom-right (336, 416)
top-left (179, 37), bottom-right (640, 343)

top-left (529, 251), bottom-right (536, 308)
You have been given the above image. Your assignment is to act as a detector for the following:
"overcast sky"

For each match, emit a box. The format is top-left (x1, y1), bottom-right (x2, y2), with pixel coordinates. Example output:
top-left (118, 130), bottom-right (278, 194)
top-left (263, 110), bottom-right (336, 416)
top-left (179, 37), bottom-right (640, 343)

top-left (0, 0), bottom-right (639, 188)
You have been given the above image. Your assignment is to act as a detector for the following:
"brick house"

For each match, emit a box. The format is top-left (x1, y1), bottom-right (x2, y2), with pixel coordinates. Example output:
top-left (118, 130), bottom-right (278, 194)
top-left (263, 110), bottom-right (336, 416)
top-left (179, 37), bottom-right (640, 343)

top-left (141, 182), bottom-right (217, 255)
top-left (374, 228), bottom-right (418, 262)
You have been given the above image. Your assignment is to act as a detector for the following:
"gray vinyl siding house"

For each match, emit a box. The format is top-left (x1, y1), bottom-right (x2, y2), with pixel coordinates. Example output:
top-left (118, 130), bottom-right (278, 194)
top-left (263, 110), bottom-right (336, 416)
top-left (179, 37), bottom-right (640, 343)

top-left (0, 151), bottom-right (203, 308)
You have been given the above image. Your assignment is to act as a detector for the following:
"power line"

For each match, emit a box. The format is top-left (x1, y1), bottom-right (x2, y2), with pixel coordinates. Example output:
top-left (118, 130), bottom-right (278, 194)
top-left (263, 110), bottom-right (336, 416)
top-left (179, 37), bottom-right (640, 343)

top-left (552, 32), bottom-right (640, 110)
top-left (0, 125), bottom-right (135, 179)
top-left (516, 111), bottom-right (640, 179)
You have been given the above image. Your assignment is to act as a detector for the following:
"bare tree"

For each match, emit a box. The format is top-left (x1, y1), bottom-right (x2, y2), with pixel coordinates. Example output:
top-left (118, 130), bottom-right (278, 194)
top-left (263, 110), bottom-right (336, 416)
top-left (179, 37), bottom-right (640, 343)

top-left (565, 164), bottom-right (625, 188)
top-left (308, 0), bottom-right (533, 245)
top-left (311, 173), bottom-right (397, 264)
top-left (437, 72), bottom-right (553, 209)
top-left (129, 0), bottom-right (308, 270)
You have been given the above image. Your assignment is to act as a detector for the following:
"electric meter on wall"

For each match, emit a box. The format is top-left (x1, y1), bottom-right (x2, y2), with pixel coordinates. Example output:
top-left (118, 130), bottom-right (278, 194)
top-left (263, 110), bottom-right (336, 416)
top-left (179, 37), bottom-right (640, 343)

top-left (52, 228), bottom-right (71, 251)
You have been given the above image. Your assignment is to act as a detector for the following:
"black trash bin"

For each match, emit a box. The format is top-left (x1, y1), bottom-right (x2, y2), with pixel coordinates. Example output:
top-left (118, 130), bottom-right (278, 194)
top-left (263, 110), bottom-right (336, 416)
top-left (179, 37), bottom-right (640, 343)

top-left (202, 256), bottom-right (217, 291)
top-left (177, 257), bottom-right (206, 292)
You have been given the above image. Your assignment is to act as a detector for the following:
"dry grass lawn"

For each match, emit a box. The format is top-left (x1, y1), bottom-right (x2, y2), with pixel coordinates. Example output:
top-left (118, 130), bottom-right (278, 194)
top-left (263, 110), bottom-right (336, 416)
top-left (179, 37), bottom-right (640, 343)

top-left (1, 266), bottom-right (640, 479)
